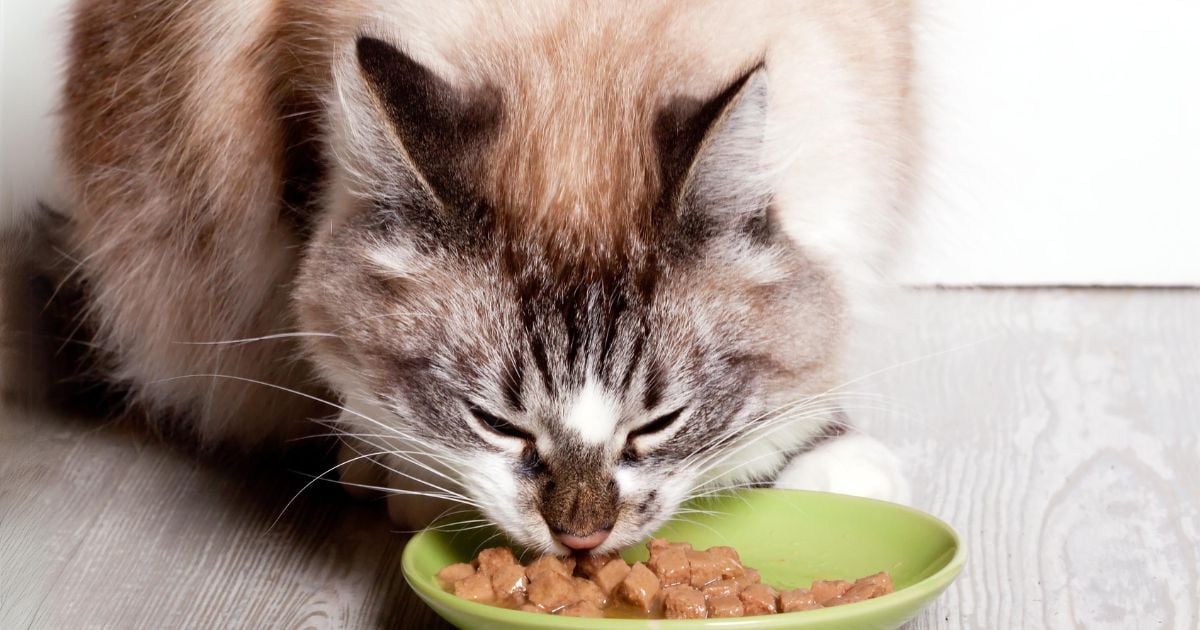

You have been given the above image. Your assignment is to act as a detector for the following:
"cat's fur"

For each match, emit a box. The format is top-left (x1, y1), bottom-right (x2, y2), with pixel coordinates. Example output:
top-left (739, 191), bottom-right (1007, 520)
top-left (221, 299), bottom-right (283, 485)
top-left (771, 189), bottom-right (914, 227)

top-left (47, 0), bottom-right (916, 553)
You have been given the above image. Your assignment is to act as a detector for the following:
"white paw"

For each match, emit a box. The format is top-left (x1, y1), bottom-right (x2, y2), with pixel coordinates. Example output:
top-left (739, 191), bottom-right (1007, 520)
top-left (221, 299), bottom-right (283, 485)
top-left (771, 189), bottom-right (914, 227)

top-left (773, 433), bottom-right (912, 505)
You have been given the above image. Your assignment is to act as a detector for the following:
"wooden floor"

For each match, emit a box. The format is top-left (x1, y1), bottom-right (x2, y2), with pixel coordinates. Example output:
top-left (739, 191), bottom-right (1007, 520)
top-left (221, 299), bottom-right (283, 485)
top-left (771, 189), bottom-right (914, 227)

top-left (1, 289), bottom-right (1197, 629)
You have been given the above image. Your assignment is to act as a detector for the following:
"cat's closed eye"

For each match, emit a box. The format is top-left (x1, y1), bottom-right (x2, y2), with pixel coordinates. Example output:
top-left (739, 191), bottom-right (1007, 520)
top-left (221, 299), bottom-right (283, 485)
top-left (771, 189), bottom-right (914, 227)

top-left (623, 407), bottom-right (687, 462)
top-left (629, 407), bottom-right (686, 440)
top-left (467, 404), bottom-right (533, 442)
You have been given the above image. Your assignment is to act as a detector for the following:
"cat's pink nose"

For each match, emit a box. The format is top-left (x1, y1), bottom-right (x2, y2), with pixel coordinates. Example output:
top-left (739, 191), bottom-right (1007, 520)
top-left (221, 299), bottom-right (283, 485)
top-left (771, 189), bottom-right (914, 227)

top-left (557, 529), bottom-right (610, 551)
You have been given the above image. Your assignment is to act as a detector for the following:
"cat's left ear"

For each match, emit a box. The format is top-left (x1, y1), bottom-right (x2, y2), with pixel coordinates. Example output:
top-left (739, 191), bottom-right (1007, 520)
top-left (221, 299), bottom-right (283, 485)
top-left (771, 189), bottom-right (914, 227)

top-left (655, 65), bottom-right (772, 245)
top-left (332, 36), bottom-right (501, 213)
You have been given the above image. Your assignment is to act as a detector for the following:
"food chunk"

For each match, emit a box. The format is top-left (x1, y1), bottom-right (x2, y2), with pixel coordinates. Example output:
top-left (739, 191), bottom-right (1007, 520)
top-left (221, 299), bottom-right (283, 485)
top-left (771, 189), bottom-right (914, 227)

top-left (619, 562), bottom-right (661, 612)
top-left (647, 538), bottom-right (692, 556)
top-left (685, 549), bottom-right (725, 588)
top-left (559, 601), bottom-right (605, 617)
top-left (647, 538), bottom-right (672, 555)
top-left (440, 542), bottom-right (894, 619)
top-left (856, 572), bottom-right (895, 597)
top-left (572, 577), bottom-right (608, 608)
top-left (526, 555), bottom-right (575, 581)
top-left (834, 572), bottom-right (895, 605)
top-left (436, 563), bottom-right (475, 589)
top-left (663, 586), bottom-right (708, 619)
top-left (476, 547), bottom-right (517, 575)
top-left (707, 546), bottom-right (740, 563)
top-left (810, 579), bottom-right (853, 605)
top-left (575, 552), bottom-right (620, 579)
top-left (453, 572), bottom-right (495, 603)
top-left (739, 583), bottom-right (779, 616)
top-left (705, 546), bottom-right (745, 579)
top-left (526, 572), bottom-right (578, 612)
top-left (490, 564), bottom-right (528, 605)
top-left (592, 558), bottom-right (632, 595)
top-left (779, 588), bottom-right (822, 612)
top-left (702, 579), bottom-right (740, 600)
top-left (707, 594), bottom-right (745, 618)
top-left (649, 546), bottom-right (691, 587)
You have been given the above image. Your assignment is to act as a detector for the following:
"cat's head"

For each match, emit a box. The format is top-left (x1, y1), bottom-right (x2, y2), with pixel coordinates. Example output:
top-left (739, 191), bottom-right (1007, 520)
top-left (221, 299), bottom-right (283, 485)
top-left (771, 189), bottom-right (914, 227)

top-left (295, 37), bottom-right (845, 554)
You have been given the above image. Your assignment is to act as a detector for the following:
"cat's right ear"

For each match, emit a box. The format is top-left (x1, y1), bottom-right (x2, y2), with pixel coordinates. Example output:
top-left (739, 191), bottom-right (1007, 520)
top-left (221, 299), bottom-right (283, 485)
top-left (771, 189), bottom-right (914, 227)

top-left (332, 36), bottom-right (501, 213)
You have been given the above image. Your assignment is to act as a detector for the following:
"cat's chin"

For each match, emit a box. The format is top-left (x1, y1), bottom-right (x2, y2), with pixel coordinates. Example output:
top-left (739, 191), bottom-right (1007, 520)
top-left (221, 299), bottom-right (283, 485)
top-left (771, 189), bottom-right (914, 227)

top-left (771, 433), bottom-right (913, 505)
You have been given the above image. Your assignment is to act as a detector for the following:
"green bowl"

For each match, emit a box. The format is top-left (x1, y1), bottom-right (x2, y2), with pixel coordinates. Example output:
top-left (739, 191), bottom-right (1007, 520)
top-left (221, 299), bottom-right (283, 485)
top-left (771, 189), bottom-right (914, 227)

top-left (401, 489), bottom-right (964, 629)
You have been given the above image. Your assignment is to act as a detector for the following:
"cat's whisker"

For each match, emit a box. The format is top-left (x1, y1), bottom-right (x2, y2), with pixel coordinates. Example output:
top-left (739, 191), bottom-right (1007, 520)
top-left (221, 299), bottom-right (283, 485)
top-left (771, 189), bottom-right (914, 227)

top-left (683, 482), bottom-right (769, 504)
top-left (683, 393), bottom-right (905, 475)
top-left (681, 400), bottom-right (851, 473)
top-left (665, 515), bottom-right (727, 540)
top-left (172, 331), bottom-right (340, 346)
top-left (147, 374), bottom-right (477, 511)
top-left (428, 522), bottom-right (498, 534)
top-left (682, 482), bottom-right (759, 509)
top-left (302, 476), bottom-right (484, 512)
top-left (271, 448), bottom-right (396, 527)
top-left (688, 403), bottom-right (884, 479)
top-left (337, 477), bottom-right (485, 509)
top-left (306, 419), bottom-right (474, 471)
top-left (337, 449), bottom-right (469, 502)
top-left (330, 428), bottom-right (471, 488)
top-left (685, 407), bottom-right (856, 485)
top-left (391, 518), bottom-right (494, 536)
top-left (688, 339), bottom-right (989, 472)
top-left (683, 397), bottom-right (918, 500)
top-left (684, 391), bottom-right (876, 463)
top-left (398, 506), bottom-right (487, 535)
top-left (472, 531), bottom-right (506, 557)
top-left (304, 409), bottom-right (473, 484)
top-left (671, 507), bottom-right (727, 518)
top-left (154, 372), bottom-right (402, 437)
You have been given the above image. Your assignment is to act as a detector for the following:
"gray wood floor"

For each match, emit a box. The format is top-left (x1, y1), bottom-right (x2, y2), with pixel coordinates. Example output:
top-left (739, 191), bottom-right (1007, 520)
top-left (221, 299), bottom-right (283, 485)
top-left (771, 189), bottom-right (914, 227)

top-left (2, 289), bottom-right (1197, 629)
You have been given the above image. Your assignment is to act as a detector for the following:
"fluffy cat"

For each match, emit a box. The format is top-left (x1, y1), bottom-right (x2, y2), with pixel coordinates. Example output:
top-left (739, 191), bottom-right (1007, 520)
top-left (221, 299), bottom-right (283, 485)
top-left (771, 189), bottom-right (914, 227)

top-left (44, 0), bottom-right (915, 554)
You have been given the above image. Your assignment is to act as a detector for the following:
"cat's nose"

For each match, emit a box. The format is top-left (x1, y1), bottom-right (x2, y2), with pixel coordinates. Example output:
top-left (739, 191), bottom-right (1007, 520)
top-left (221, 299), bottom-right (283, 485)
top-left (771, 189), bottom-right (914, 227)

top-left (555, 529), bottom-right (611, 551)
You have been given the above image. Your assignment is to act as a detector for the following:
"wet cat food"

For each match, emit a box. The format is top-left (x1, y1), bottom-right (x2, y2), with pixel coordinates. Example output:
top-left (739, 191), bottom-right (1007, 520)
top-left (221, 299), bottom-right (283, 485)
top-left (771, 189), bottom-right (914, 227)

top-left (439, 539), bottom-right (895, 619)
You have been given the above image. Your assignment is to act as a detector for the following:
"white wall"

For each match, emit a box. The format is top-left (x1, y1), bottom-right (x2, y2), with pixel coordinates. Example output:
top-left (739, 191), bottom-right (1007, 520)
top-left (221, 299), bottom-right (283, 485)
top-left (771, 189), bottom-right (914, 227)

top-left (901, 1), bottom-right (1200, 286)
top-left (3, 1), bottom-right (1198, 285)
top-left (1, 0), bottom-right (71, 229)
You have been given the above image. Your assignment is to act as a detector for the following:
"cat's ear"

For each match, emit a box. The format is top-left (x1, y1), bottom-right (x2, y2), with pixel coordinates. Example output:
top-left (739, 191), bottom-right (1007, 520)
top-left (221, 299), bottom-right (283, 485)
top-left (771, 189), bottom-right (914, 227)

top-left (654, 65), bottom-right (772, 244)
top-left (335, 36), bottom-right (501, 211)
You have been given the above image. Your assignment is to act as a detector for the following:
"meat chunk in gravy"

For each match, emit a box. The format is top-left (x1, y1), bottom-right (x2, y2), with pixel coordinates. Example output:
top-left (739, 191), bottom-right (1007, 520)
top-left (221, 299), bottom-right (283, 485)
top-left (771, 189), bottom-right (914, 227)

top-left (440, 538), bottom-right (894, 618)
top-left (526, 572), bottom-right (578, 612)
top-left (663, 586), bottom-right (708, 619)
top-left (618, 562), bottom-right (661, 612)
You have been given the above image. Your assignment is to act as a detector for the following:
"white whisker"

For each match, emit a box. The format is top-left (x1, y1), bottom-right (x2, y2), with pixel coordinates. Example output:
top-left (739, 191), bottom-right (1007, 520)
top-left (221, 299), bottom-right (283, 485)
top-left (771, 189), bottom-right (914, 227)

top-left (173, 331), bottom-right (339, 346)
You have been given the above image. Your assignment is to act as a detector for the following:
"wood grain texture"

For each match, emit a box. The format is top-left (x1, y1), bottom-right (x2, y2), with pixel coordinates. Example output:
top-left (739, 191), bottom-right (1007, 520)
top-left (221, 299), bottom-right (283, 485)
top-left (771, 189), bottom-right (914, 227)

top-left (2, 288), bottom-right (1197, 629)
top-left (848, 288), bottom-right (1200, 630)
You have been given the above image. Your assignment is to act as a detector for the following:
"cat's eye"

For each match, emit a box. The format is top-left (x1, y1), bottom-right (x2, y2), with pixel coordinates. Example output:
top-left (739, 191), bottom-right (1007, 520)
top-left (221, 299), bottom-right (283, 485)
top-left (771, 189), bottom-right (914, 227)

top-left (468, 404), bottom-right (533, 442)
top-left (628, 407), bottom-right (687, 441)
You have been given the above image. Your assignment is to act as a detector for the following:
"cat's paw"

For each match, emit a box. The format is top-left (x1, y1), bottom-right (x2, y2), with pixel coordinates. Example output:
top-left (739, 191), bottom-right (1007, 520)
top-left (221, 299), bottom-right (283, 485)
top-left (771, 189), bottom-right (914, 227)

top-left (773, 433), bottom-right (912, 505)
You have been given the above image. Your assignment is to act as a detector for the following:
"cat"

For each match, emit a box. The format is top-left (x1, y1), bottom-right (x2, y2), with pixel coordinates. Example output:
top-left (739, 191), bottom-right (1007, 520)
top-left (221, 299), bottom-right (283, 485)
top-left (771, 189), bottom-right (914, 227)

top-left (40, 0), bottom-right (916, 554)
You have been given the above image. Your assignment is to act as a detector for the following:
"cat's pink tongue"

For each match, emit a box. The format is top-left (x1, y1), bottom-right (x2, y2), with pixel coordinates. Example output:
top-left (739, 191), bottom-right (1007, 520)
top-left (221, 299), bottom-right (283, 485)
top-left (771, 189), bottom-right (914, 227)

top-left (558, 530), bottom-right (610, 551)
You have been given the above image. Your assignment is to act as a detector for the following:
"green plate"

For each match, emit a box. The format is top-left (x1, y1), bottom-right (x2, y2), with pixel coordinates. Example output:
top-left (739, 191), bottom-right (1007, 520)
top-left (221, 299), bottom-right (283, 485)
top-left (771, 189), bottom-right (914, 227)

top-left (401, 489), bottom-right (964, 629)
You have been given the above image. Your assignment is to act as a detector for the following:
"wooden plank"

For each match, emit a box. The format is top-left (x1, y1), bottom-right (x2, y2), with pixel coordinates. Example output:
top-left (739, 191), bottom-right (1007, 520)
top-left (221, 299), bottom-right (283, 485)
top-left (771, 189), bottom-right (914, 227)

top-left (0, 410), bottom-right (448, 629)
top-left (849, 289), bottom-right (1200, 629)
top-left (1, 289), bottom-right (1197, 628)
